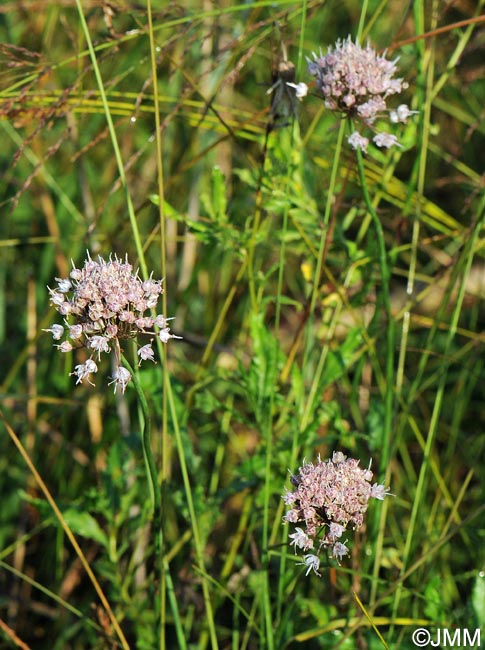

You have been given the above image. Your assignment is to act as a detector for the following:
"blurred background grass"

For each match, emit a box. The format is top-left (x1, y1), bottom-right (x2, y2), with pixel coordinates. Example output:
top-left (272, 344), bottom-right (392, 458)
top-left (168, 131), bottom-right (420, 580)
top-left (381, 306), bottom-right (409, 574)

top-left (1, 1), bottom-right (485, 649)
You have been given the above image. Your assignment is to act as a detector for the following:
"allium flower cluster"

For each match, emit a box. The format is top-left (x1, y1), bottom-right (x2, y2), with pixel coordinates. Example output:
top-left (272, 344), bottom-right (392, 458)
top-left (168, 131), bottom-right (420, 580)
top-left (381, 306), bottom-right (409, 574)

top-left (283, 451), bottom-right (391, 576)
top-left (308, 37), bottom-right (415, 152)
top-left (45, 253), bottom-right (180, 393)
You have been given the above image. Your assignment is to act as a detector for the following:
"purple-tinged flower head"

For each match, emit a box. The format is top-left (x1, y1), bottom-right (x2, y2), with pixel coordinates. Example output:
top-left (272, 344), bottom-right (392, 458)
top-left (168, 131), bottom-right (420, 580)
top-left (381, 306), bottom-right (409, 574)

top-left (307, 37), bottom-right (414, 151)
top-left (45, 252), bottom-right (181, 393)
top-left (283, 451), bottom-right (392, 576)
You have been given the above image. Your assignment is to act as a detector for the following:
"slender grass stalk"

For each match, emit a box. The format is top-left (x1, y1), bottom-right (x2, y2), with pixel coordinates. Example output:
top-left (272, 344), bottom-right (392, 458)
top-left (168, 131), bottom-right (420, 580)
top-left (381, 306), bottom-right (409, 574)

top-left (360, 0), bottom-right (390, 40)
top-left (165, 372), bottom-right (219, 650)
top-left (356, 0), bottom-right (369, 41)
top-left (306, 119), bottom-right (346, 327)
top-left (391, 197), bottom-right (485, 624)
top-left (353, 139), bottom-right (396, 601)
top-left (246, 0), bottom-right (310, 313)
top-left (300, 119), bottom-right (346, 432)
top-left (395, 0), bottom-right (428, 399)
top-left (145, 3), bottom-right (171, 647)
top-left (353, 146), bottom-right (394, 369)
top-left (260, 109), bottom-right (288, 650)
top-left (396, 0), bottom-right (483, 398)
top-left (197, 259), bottom-right (248, 374)
top-left (0, 409), bottom-right (130, 650)
top-left (146, 0), bottom-right (167, 313)
top-left (0, 558), bottom-right (104, 632)
top-left (74, 0), bottom-right (148, 279)
top-left (389, 22), bottom-right (431, 624)
top-left (275, 2), bottom-right (308, 628)
top-left (353, 592), bottom-right (389, 650)
top-left (246, 148), bottom-right (268, 312)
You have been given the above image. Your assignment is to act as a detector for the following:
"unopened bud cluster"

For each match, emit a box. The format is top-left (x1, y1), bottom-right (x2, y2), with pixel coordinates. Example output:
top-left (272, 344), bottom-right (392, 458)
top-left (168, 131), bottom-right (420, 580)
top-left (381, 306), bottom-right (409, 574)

top-left (307, 36), bottom-right (416, 152)
top-left (283, 451), bottom-right (391, 576)
top-left (45, 253), bottom-right (180, 393)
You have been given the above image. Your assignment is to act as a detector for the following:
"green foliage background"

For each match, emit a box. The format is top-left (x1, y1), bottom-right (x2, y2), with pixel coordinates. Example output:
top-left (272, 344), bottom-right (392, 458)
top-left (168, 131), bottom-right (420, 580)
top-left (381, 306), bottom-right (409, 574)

top-left (1, 1), bottom-right (484, 649)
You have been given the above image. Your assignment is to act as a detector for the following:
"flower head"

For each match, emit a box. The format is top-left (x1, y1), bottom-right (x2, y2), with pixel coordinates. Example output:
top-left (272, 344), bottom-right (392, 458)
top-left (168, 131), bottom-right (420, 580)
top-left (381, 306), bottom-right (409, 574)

top-left (46, 253), bottom-right (180, 391)
top-left (283, 451), bottom-right (392, 576)
top-left (308, 37), bottom-right (414, 150)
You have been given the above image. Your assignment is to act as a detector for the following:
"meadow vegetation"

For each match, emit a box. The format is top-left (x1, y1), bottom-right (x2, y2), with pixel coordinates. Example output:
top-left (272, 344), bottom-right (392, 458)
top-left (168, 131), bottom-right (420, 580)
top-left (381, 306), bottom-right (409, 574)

top-left (1, 1), bottom-right (484, 648)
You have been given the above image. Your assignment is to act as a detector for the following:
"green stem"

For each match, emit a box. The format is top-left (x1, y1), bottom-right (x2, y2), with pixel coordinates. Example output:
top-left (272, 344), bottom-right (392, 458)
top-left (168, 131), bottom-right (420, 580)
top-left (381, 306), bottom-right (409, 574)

top-left (300, 119), bottom-right (345, 432)
top-left (307, 119), bottom-right (346, 323)
top-left (145, 0), bottom-right (167, 637)
top-left (122, 355), bottom-right (187, 649)
top-left (121, 356), bottom-right (161, 639)
top-left (121, 355), bottom-right (187, 650)
top-left (122, 357), bottom-right (158, 515)
top-left (354, 142), bottom-right (394, 463)
top-left (353, 135), bottom-right (395, 603)
top-left (165, 372), bottom-right (220, 650)
top-left (75, 0), bottom-right (148, 279)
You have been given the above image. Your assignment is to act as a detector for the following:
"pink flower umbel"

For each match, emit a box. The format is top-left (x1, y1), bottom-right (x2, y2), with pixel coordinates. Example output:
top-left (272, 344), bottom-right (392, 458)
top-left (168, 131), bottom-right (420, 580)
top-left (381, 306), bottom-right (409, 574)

top-left (283, 451), bottom-right (392, 576)
top-left (45, 253), bottom-right (181, 393)
top-left (307, 37), bottom-right (416, 151)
